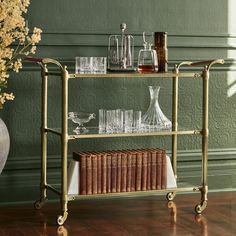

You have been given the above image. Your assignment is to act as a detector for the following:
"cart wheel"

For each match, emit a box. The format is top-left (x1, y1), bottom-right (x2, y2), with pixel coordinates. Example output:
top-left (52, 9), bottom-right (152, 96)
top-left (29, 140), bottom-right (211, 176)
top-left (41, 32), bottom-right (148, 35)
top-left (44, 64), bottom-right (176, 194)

top-left (34, 199), bottom-right (45, 210)
top-left (195, 204), bottom-right (202, 214)
top-left (57, 216), bottom-right (64, 226)
top-left (57, 211), bottom-right (68, 226)
top-left (166, 192), bottom-right (176, 201)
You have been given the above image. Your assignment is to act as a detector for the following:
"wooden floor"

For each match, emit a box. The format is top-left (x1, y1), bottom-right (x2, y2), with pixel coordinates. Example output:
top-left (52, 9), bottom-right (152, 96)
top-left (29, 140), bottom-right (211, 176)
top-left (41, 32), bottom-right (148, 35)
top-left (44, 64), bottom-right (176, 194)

top-left (0, 191), bottom-right (236, 236)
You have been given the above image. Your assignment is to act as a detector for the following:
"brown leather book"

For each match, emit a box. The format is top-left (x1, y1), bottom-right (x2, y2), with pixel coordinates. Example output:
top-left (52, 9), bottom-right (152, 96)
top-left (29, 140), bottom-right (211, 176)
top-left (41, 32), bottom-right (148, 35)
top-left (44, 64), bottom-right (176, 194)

top-left (116, 151), bottom-right (122, 193)
top-left (97, 152), bottom-right (102, 194)
top-left (136, 151), bottom-right (142, 191)
top-left (126, 151), bottom-right (132, 192)
top-left (106, 153), bottom-right (112, 193)
top-left (111, 152), bottom-right (117, 193)
top-left (121, 152), bottom-right (127, 192)
top-left (101, 152), bottom-right (107, 194)
top-left (156, 150), bottom-right (162, 190)
top-left (86, 154), bottom-right (92, 195)
top-left (146, 150), bottom-right (152, 190)
top-left (91, 154), bottom-right (98, 194)
top-left (73, 151), bottom-right (87, 195)
top-left (161, 150), bottom-right (167, 189)
top-left (150, 150), bottom-right (157, 190)
top-left (141, 151), bottom-right (148, 191)
top-left (131, 151), bottom-right (137, 192)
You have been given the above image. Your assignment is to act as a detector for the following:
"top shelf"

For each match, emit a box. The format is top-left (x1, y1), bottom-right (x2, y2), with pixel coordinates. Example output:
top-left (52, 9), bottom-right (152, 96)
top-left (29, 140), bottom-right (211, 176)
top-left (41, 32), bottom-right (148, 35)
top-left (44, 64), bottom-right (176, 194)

top-left (68, 72), bottom-right (200, 79)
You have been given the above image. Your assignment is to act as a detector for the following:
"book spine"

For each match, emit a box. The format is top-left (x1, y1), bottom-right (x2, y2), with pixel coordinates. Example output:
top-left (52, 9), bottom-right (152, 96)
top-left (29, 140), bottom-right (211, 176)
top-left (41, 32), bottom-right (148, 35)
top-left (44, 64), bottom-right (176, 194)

top-left (97, 153), bottom-right (102, 194)
top-left (86, 155), bottom-right (92, 195)
top-left (151, 151), bottom-right (157, 190)
top-left (136, 151), bottom-right (142, 191)
top-left (101, 153), bottom-right (107, 194)
top-left (111, 152), bottom-right (117, 193)
top-left (116, 152), bottom-right (122, 193)
top-left (131, 152), bottom-right (136, 191)
top-left (92, 154), bottom-right (98, 194)
top-left (156, 150), bottom-right (162, 190)
top-left (146, 151), bottom-right (151, 190)
top-left (106, 153), bottom-right (112, 193)
top-left (121, 152), bottom-right (127, 192)
top-left (161, 151), bottom-right (167, 189)
top-left (126, 152), bottom-right (132, 192)
top-left (141, 151), bottom-right (148, 191)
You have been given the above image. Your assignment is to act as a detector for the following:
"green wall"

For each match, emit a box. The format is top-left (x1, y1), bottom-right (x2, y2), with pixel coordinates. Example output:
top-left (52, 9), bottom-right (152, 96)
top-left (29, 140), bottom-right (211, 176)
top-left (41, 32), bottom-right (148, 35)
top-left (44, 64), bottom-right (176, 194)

top-left (0, 0), bottom-right (235, 204)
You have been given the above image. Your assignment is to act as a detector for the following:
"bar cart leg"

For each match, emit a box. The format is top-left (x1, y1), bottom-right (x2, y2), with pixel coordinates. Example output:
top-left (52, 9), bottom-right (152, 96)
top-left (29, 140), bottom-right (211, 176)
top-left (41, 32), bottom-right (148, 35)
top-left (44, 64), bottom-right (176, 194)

top-left (195, 66), bottom-right (209, 214)
top-left (56, 66), bottom-right (69, 225)
top-left (166, 64), bottom-right (179, 201)
top-left (34, 64), bottom-right (49, 210)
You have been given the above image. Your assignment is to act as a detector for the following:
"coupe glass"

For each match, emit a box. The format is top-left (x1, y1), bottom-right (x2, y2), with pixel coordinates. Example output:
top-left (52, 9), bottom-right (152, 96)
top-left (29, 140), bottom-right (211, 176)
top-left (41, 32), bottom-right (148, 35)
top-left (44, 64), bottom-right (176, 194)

top-left (68, 112), bottom-right (95, 134)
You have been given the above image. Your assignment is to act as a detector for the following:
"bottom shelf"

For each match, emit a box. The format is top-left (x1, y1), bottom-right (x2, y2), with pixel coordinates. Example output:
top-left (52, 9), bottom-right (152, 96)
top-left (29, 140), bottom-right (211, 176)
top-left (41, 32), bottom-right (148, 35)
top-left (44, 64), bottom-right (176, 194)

top-left (67, 186), bottom-right (201, 201)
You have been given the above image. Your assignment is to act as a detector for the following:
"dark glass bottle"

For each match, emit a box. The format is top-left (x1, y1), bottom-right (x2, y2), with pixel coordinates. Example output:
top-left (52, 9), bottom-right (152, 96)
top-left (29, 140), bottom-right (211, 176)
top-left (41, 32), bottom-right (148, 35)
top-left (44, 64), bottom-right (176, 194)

top-left (154, 32), bottom-right (168, 72)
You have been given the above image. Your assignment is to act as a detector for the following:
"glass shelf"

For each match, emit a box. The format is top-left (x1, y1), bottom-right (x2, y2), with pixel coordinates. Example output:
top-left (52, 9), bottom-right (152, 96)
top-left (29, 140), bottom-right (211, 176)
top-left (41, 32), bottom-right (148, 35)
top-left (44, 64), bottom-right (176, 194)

top-left (67, 71), bottom-right (200, 79)
top-left (45, 127), bottom-right (202, 139)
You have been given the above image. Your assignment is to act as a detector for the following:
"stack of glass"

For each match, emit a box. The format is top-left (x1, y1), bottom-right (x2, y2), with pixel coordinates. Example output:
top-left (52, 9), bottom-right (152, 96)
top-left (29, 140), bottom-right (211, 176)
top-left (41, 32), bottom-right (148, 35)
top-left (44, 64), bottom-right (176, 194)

top-left (99, 109), bottom-right (142, 134)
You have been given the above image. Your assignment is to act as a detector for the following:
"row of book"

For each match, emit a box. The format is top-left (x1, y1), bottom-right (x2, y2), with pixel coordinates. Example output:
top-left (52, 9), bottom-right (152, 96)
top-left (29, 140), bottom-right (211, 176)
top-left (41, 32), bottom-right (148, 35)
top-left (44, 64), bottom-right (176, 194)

top-left (73, 148), bottom-right (167, 195)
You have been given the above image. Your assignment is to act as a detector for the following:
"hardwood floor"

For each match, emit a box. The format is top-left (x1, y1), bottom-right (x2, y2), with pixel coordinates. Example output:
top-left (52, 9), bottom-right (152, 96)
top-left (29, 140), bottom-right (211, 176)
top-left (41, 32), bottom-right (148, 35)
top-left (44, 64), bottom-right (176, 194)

top-left (0, 191), bottom-right (236, 236)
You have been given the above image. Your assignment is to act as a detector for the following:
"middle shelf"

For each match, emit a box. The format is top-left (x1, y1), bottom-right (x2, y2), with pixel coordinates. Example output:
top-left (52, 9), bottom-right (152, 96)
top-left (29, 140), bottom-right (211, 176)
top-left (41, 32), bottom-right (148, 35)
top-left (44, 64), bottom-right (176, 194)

top-left (45, 127), bottom-right (202, 139)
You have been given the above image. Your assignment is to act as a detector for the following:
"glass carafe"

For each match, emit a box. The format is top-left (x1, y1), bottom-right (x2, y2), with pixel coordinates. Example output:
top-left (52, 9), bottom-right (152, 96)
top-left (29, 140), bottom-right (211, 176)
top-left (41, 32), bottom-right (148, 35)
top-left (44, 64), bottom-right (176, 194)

top-left (142, 86), bottom-right (172, 131)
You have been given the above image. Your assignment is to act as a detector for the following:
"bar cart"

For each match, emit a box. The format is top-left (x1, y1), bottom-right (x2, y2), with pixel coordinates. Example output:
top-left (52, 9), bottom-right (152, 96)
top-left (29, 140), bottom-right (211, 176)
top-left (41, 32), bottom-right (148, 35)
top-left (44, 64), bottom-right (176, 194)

top-left (31, 57), bottom-right (224, 225)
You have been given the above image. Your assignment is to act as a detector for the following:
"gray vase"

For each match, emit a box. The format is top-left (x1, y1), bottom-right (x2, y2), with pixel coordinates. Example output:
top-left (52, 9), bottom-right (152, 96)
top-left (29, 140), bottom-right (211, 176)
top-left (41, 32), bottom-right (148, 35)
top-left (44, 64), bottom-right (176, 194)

top-left (0, 118), bottom-right (10, 174)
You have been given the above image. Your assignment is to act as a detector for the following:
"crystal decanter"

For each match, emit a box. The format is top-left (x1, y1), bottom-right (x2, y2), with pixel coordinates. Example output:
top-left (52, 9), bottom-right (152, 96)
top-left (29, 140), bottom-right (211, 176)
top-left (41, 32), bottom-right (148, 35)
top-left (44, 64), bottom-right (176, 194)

top-left (142, 86), bottom-right (172, 131)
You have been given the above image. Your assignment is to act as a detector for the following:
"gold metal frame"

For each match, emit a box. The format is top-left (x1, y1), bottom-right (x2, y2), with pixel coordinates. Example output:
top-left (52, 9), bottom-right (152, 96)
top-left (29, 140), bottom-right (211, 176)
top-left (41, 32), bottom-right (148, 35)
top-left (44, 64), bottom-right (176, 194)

top-left (33, 58), bottom-right (224, 225)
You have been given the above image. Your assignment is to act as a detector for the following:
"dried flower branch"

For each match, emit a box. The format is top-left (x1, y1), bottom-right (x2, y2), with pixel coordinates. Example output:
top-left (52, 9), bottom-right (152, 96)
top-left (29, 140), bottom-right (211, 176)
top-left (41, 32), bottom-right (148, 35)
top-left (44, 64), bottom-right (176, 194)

top-left (0, 0), bottom-right (42, 109)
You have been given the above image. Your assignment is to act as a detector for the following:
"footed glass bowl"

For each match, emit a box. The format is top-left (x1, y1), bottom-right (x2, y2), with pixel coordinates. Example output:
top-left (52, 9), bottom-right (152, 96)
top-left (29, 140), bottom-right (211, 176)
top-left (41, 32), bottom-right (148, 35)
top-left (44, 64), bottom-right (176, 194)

top-left (68, 112), bottom-right (95, 134)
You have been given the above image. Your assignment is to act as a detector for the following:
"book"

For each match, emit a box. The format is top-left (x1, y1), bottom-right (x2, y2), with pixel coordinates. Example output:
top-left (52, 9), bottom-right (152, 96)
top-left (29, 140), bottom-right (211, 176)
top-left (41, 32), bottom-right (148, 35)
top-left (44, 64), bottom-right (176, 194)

top-left (121, 152), bottom-right (127, 192)
top-left (131, 151), bottom-right (136, 191)
top-left (106, 153), bottom-right (112, 193)
top-left (151, 150), bottom-right (157, 190)
top-left (161, 150), bottom-right (167, 189)
top-left (97, 152), bottom-right (102, 194)
top-left (111, 152), bottom-right (117, 193)
top-left (101, 152), bottom-right (107, 194)
top-left (146, 150), bottom-right (151, 190)
top-left (141, 151), bottom-right (148, 191)
top-left (86, 154), bottom-right (92, 195)
top-left (126, 152), bottom-right (132, 192)
top-left (156, 149), bottom-right (162, 190)
top-left (136, 151), bottom-right (142, 191)
top-left (116, 151), bottom-right (122, 193)
top-left (91, 154), bottom-right (98, 194)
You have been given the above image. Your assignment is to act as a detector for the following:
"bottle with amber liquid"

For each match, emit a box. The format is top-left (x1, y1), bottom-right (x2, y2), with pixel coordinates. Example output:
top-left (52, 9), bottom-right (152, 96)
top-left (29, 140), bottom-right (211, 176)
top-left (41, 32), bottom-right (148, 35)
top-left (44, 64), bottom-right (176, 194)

top-left (154, 32), bottom-right (168, 72)
top-left (138, 32), bottom-right (158, 73)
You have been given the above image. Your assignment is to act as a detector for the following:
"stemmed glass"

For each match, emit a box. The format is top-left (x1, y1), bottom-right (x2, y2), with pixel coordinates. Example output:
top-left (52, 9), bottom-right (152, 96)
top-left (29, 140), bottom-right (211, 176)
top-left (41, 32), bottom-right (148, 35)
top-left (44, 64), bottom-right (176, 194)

top-left (68, 112), bottom-right (95, 134)
top-left (138, 32), bottom-right (158, 73)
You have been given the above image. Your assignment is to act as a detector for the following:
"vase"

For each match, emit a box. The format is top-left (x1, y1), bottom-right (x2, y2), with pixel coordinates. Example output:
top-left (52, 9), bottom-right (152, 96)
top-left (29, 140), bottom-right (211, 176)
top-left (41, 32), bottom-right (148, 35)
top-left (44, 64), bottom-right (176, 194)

top-left (0, 118), bottom-right (10, 174)
top-left (142, 86), bottom-right (172, 131)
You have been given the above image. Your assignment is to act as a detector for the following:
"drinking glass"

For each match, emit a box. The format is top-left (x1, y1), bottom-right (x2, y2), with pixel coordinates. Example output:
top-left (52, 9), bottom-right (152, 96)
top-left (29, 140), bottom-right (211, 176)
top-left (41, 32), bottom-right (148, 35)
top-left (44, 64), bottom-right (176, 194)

top-left (124, 110), bottom-right (133, 133)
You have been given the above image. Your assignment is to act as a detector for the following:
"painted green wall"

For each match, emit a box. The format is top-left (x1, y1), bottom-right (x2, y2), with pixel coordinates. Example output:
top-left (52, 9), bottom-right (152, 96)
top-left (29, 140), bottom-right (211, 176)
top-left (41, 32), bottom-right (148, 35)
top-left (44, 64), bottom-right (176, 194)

top-left (0, 0), bottom-right (235, 204)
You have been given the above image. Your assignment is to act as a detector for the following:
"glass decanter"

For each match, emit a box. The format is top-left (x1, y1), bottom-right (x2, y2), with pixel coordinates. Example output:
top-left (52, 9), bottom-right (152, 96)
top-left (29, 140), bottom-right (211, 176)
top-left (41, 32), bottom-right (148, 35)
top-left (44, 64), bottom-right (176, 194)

top-left (138, 32), bottom-right (158, 73)
top-left (141, 86), bottom-right (172, 131)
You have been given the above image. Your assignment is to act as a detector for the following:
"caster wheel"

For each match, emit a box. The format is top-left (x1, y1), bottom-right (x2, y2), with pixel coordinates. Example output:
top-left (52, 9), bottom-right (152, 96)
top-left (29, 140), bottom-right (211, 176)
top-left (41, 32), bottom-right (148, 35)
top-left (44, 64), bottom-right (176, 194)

top-left (195, 204), bottom-right (202, 214)
top-left (166, 192), bottom-right (175, 201)
top-left (34, 200), bottom-right (44, 210)
top-left (57, 216), bottom-right (64, 226)
top-left (57, 212), bottom-right (68, 226)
